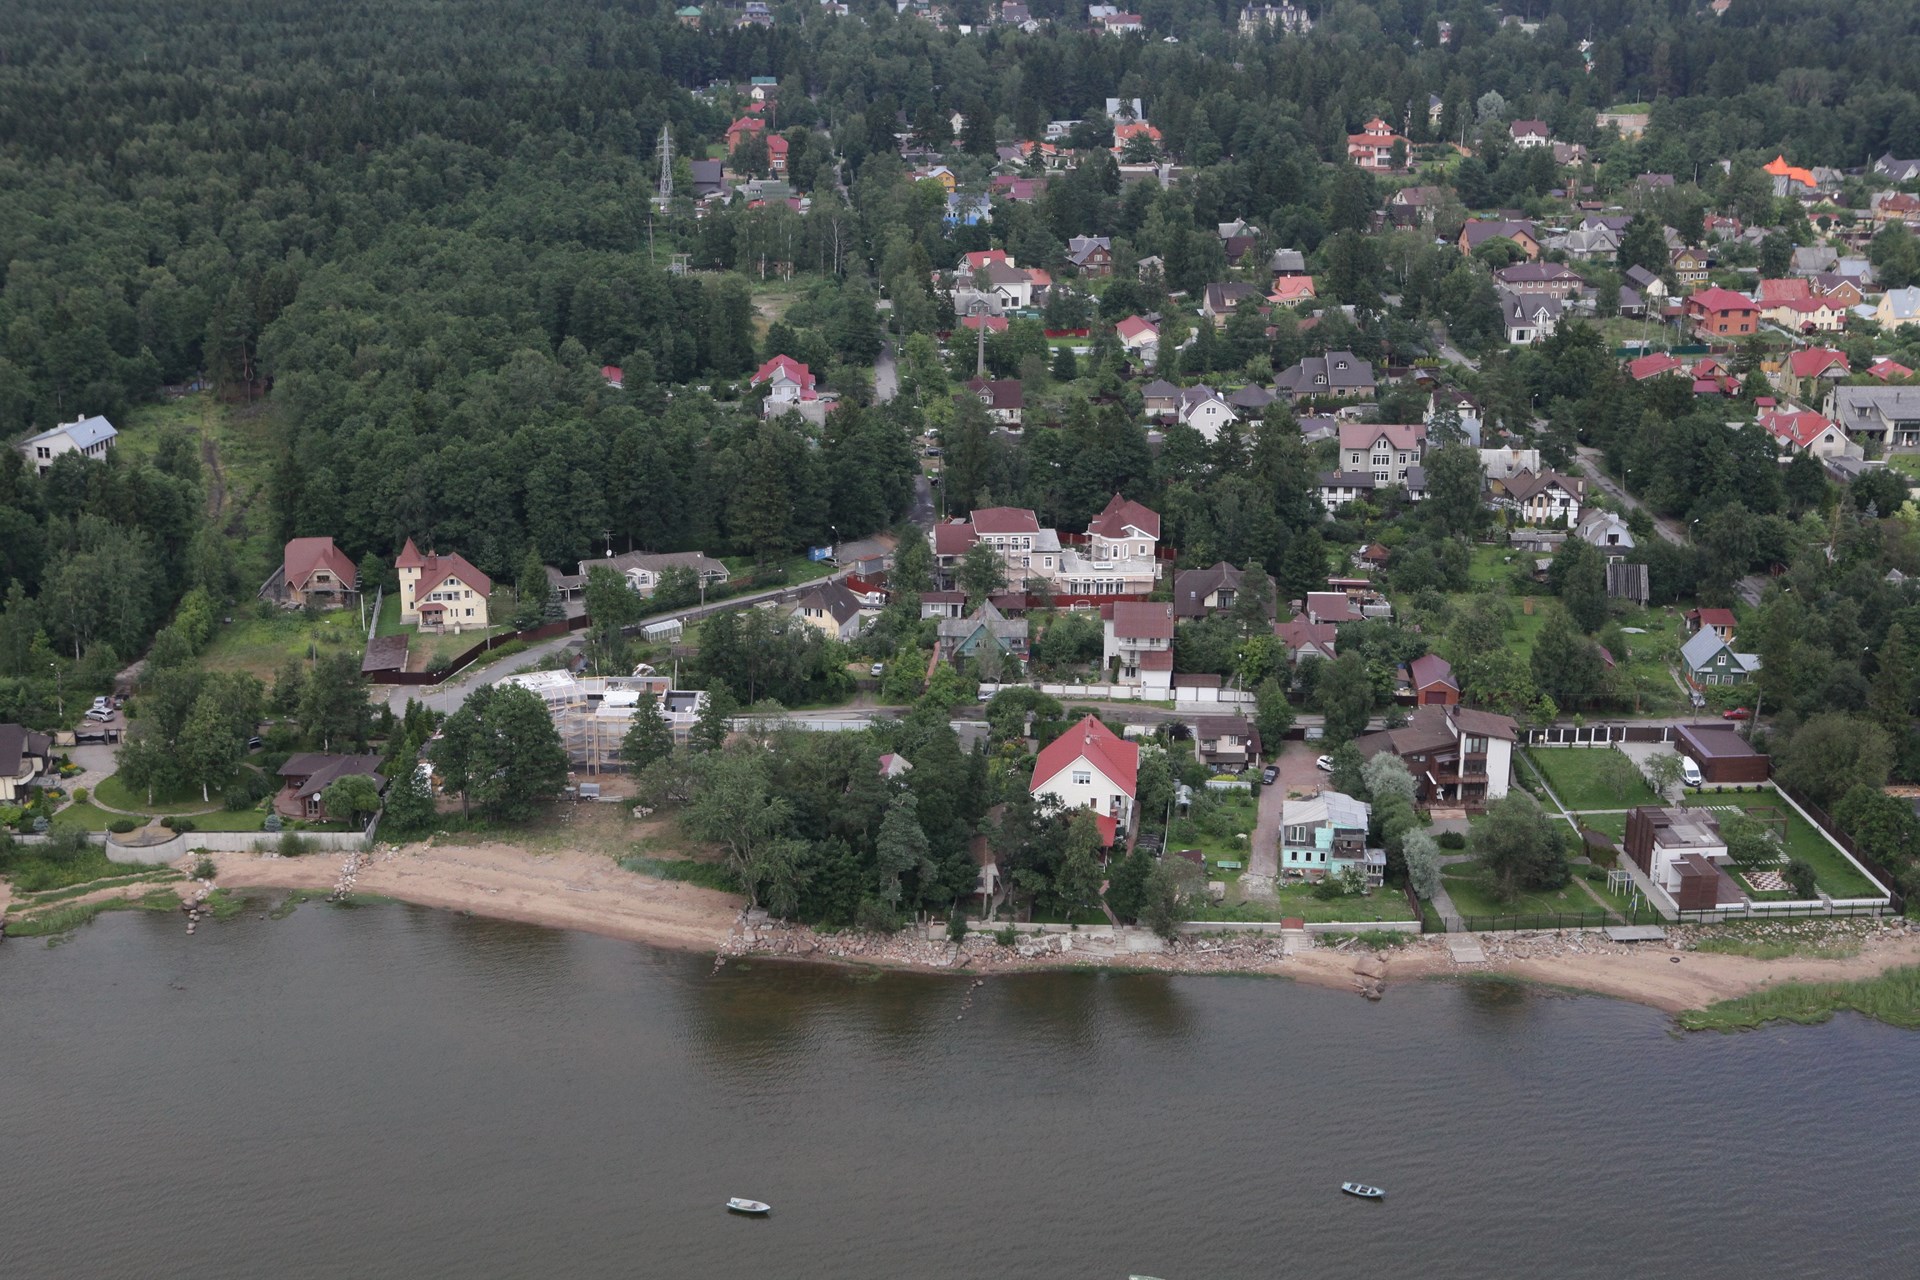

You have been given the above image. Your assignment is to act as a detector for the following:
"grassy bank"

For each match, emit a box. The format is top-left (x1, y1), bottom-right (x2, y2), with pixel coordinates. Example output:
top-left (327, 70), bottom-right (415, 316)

top-left (0, 836), bottom-right (172, 894)
top-left (6, 887), bottom-right (183, 938)
top-left (1679, 965), bottom-right (1920, 1032)
top-left (620, 854), bottom-right (739, 893)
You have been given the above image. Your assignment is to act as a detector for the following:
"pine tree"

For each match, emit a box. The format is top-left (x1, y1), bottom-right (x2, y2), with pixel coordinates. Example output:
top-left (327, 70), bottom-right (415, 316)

top-left (690, 682), bottom-right (737, 753)
top-left (623, 691), bottom-right (676, 772)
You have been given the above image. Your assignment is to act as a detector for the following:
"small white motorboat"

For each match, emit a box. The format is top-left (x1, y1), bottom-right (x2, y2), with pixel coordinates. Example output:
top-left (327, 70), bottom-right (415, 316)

top-left (726, 1198), bottom-right (771, 1216)
top-left (1341, 1182), bottom-right (1385, 1200)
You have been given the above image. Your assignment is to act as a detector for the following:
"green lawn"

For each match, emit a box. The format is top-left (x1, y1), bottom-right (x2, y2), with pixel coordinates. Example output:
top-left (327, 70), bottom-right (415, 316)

top-left (1441, 858), bottom-right (1612, 925)
top-left (179, 808), bottom-right (270, 832)
top-left (1163, 793), bottom-right (1260, 874)
top-left (200, 608), bottom-right (365, 682)
top-left (50, 800), bottom-right (122, 830)
top-left (1576, 812), bottom-right (1628, 844)
top-left (1886, 455), bottom-right (1920, 481)
top-left (94, 772), bottom-right (224, 815)
top-left (1681, 794), bottom-right (1885, 900)
top-left (1526, 747), bottom-right (1660, 811)
top-left (1186, 883), bottom-right (1416, 925)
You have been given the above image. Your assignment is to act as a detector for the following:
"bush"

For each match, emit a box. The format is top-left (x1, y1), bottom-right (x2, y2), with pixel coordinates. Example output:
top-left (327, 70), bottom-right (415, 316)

top-left (854, 896), bottom-right (902, 933)
top-left (1784, 857), bottom-right (1817, 899)
top-left (108, 818), bottom-right (138, 834)
top-left (1438, 831), bottom-right (1466, 850)
top-left (72, 786), bottom-right (89, 805)
top-left (278, 830), bottom-right (312, 857)
top-left (1585, 867), bottom-right (1607, 883)
top-left (162, 816), bottom-right (197, 833)
top-left (193, 856), bottom-right (217, 880)
top-left (996, 924), bottom-right (1019, 947)
top-left (264, 813), bottom-right (283, 833)
top-left (946, 910), bottom-right (969, 943)
top-left (1311, 877), bottom-right (1347, 900)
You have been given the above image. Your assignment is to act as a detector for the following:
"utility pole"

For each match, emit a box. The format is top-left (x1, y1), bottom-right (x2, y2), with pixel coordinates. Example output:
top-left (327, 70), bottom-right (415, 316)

top-left (50, 662), bottom-right (63, 722)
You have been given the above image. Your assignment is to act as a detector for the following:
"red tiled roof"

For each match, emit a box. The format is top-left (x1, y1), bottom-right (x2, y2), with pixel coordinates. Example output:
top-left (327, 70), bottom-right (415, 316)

top-left (1759, 409), bottom-right (1837, 449)
top-left (1686, 287), bottom-right (1756, 314)
top-left (1756, 278), bottom-right (1811, 305)
top-left (932, 523), bottom-right (978, 556)
top-left (409, 547), bottom-right (492, 599)
top-left (1031, 714), bottom-right (1139, 798)
top-left (1267, 276), bottom-right (1317, 302)
top-left (1787, 349), bottom-right (1848, 378)
top-left (970, 507), bottom-right (1041, 535)
top-left (1627, 353), bottom-right (1685, 380)
top-left (1115, 315), bottom-right (1157, 341)
top-left (963, 249), bottom-right (1011, 272)
top-left (1086, 493), bottom-right (1161, 540)
top-left (959, 315), bottom-right (1008, 333)
top-left (1137, 649), bottom-right (1175, 671)
top-left (752, 354), bottom-right (816, 395)
top-left (284, 537), bottom-right (358, 592)
top-left (1689, 608), bottom-right (1738, 628)
top-left (1870, 358), bottom-right (1916, 381)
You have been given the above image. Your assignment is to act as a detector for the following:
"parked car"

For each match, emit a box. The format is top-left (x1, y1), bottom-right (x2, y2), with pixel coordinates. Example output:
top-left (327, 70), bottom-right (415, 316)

top-left (246, 736), bottom-right (265, 751)
top-left (84, 709), bottom-right (113, 723)
top-left (1722, 706), bottom-right (1752, 721)
top-left (90, 696), bottom-right (111, 713)
top-left (869, 662), bottom-right (885, 677)
top-left (1315, 754), bottom-right (1335, 772)
top-left (1260, 765), bottom-right (1279, 785)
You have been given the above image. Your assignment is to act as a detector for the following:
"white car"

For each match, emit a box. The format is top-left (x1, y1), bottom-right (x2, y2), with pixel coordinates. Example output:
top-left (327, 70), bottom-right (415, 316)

top-left (870, 662), bottom-right (885, 677)
top-left (1315, 754), bottom-right (1335, 772)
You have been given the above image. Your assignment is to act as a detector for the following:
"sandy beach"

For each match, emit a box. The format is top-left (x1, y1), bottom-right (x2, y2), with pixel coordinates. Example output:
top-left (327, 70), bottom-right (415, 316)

top-left (175, 840), bottom-right (1920, 1021)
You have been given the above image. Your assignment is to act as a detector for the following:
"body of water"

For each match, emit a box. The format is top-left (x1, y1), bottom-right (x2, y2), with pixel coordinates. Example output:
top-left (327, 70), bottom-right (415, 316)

top-left (2, 898), bottom-right (1914, 1278)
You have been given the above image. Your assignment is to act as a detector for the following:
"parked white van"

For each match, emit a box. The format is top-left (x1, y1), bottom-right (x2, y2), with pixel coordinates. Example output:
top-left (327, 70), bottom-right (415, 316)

top-left (1679, 755), bottom-right (1703, 787)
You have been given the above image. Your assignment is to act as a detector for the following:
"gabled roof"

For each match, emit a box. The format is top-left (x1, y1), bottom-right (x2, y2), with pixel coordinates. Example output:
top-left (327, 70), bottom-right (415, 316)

top-left (1267, 277), bottom-right (1317, 303)
top-left (1756, 278), bottom-right (1811, 305)
top-left (1680, 629), bottom-right (1740, 671)
top-left (1760, 408), bottom-right (1838, 449)
top-left (1688, 607), bottom-right (1738, 629)
top-left (1687, 287), bottom-right (1756, 313)
top-left (1461, 219), bottom-right (1538, 248)
top-left (1338, 422), bottom-right (1426, 452)
top-left (1115, 314), bottom-right (1158, 342)
top-left (21, 414), bottom-right (117, 450)
top-left (1493, 262), bottom-right (1582, 284)
top-left (277, 753), bottom-right (385, 801)
top-left (404, 542), bottom-right (492, 599)
top-left (1203, 282), bottom-right (1262, 312)
top-left (1787, 349), bottom-right (1848, 379)
top-left (1626, 352), bottom-right (1685, 380)
top-left (1087, 493), bottom-right (1161, 540)
top-left (964, 377), bottom-right (1025, 411)
top-left (284, 537), bottom-right (358, 591)
top-left (1407, 653), bottom-right (1458, 692)
top-left (1283, 789), bottom-right (1370, 833)
top-left (1274, 615), bottom-right (1337, 659)
top-left (1032, 714), bottom-right (1138, 798)
top-left (793, 581), bottom-right (864, 626)
top-left (1501, 469), bottom-right (1583, 503)
top-left (1140, 378), bottom-right (1181, 399)
top-left (752, 354), bottom-right (816, 394)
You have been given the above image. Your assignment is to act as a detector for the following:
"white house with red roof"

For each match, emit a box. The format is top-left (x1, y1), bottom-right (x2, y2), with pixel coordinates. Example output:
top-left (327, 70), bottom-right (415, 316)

top-left (752, 354), bottom-right (821, 420)
top-left (1508, 119), bottom-right (1551, 149)
top-left (1114, 314), bottom-right (1159, 360)
top-left (276, 537), bottom-right (359, 609)
top-left (1758, 407), bottom-right (1855, 459)
top-left (1102, 601), bottom-right (1174, 692)
top-left (1030, 714), bottom-right (1138, 843)
top-left (932, 499), bottom-right (1162, 596)
top-left (397, 539), bottom-right (493, 631)
top-left (1764, 297), bottom-right (1846, 334)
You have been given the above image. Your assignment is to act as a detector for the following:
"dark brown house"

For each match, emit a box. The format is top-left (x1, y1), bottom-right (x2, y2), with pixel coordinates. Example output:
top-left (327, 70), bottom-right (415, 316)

top-left (275, 753), bottom-right (386, 822)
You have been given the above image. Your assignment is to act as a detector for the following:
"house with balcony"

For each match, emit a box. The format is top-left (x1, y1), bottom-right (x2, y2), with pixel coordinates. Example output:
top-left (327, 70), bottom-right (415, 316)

top-left (1495, 469), bottom-right (1585, 526)
top-left (1030, 714), bottom-right (1137, 846)
top-left (396, 539), bottom-right (492, 632)
top-left (1190, 714), bottom-right (1260, 771)
top-left (0, 723), bottom-right (54, 803)
top-left (270, 537), bottom-right (360, 609)
top-left (1353, 704), bottom-right (1517, 812)
top-left (274, 754), bottom-right (386, 823)
top-left (1279, 790), bottom-right (1384, 886)
top-left (1685, 287), bottom-right (1758, 339)
top-left (1102, 601), bottom-right (1175, 693)
top-left (1825, 386), bottom-right (1920, 453)
top-left (1084, 494), bottom-right (1162, 570)
top-left (936, 601), bottom-right (1029, 665)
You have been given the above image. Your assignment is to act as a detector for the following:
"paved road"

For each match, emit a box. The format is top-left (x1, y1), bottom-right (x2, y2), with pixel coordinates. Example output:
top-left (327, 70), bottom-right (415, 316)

top-left (1430, 325), bottom-right (1480, 372)
top-left (1576, 446), bottom-right (1687, 545)
top-left (874, 341), bottom-right (899, 404)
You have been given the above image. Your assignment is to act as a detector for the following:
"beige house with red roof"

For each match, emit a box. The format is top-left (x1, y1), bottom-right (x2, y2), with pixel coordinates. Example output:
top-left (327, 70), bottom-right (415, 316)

top-left (276, 537), bottom-right (359, 609)
top-left (1029, 714), bottom-right (1138, 844)
top-left (397, 539), bottom-right (493, 631)
top-left (931, 498), bottom-right (1162, 596)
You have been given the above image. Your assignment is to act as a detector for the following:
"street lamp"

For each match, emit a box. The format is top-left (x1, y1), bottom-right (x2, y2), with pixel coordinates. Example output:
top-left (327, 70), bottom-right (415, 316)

top-left (49, 662), bottom-right (63, 721)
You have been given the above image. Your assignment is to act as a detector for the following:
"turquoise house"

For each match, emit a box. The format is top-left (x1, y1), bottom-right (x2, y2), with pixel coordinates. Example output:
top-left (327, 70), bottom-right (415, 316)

top-left (1278, 790), bottom-right (1385, 887)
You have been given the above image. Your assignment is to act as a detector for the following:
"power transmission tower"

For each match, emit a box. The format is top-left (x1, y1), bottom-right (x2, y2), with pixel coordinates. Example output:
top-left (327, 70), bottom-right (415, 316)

top-left (655, 123), bottom-right (673, 209)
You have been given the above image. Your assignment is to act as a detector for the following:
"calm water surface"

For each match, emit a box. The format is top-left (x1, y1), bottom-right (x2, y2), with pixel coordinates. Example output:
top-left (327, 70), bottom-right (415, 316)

top-left (2, 899), bottom-right (1915, 1279)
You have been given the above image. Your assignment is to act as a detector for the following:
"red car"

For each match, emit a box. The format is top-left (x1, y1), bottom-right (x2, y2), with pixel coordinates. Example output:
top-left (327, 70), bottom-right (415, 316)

top-left (1722, 706), bottom-right (1752, 721)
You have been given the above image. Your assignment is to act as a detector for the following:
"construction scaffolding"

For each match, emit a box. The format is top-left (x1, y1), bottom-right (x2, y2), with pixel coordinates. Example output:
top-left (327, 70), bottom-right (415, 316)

top-left (497, 671), bottom-right (705, 775)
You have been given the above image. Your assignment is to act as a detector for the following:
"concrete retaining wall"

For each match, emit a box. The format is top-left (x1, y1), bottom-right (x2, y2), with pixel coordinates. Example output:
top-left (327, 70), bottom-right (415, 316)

top-left (98, 828), bottom-right (370, 863)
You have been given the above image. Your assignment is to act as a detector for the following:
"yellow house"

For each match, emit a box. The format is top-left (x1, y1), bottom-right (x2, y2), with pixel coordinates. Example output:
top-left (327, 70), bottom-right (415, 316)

top-left (396, 538), bottom-right (493, 632)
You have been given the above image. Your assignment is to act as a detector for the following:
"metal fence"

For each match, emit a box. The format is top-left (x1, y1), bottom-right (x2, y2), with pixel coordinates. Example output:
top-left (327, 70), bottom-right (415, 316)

top-left (1674, 900), bottom-right (1893, 924)
top-left (1453, 909), bottom-right (1633, 933)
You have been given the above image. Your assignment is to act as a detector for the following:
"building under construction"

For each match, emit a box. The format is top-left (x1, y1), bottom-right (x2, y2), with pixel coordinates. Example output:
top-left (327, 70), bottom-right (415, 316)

top-left (497, 670), bottom-right (707, 775)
